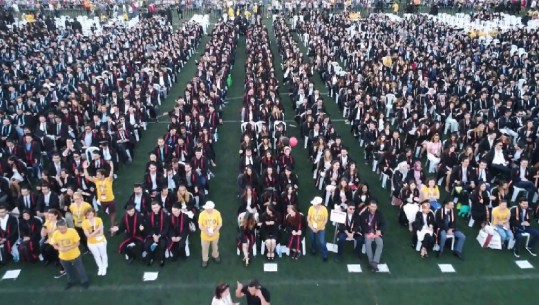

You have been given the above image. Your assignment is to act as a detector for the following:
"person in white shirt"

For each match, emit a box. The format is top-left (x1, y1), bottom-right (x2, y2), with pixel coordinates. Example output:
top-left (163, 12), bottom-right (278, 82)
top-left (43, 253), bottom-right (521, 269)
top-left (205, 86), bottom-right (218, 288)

top-left (212, 283), bottom-right (239, 305)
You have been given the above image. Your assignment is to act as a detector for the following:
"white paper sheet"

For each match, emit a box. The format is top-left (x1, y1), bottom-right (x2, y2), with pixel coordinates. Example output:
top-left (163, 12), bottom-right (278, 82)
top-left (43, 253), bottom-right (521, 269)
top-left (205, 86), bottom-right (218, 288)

top-left (2, 270), bottom-right (21, 280)
top-left (377, 264), bottom-right (390, 273)
top-left (263, 263), bottom-right (278, 272)
top-left (438, 264), bottom-right (456, 273)
top-left (143, 272), bottom-right (159, 281)
top-left (347, 264), bottom-right (362, 273)
top-left (515, 260), bottom-right (534, 269)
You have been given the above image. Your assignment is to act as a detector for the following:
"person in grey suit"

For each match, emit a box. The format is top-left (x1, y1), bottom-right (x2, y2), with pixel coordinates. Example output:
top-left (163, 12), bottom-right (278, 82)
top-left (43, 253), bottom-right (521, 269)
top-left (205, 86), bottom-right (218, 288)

top-left (359, 200), bottom-right (385, 272)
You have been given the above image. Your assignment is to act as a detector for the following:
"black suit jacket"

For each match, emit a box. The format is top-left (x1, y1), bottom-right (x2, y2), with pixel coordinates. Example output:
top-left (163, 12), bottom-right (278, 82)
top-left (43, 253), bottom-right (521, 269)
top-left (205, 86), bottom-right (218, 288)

top-left (37, 192), bottom-right (61, 213)
top-left (359, 210), bottom-right (386, 235)
top-left (413, 211), bottom-right (436, 231)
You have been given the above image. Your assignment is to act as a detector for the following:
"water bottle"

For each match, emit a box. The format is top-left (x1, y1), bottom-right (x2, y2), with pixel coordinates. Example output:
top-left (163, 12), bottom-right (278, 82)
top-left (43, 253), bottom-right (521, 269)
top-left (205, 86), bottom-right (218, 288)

top-left (277, 245), bottom-right (282, 258)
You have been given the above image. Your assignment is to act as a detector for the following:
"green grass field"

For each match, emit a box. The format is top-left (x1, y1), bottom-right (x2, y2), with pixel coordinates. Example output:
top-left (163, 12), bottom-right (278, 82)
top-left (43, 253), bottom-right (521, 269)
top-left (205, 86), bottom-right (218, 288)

top-left (1, 14), bottom-right (539, 305)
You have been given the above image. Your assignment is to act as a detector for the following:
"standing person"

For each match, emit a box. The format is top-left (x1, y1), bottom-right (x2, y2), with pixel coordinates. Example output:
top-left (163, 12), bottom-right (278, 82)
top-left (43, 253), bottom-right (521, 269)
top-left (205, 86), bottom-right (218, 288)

top-left (235, 279), bottom-right (271, 305)
top-left (212, 282), bottom-right (240, 305)
top-left (51, 219), bottom-right (89, 290)
top-left (360, 200), bottom-right (385, 272)
top-left (69, 191), bottom-right (92, 253)
top-left (82, 208), bottom-right (108, 276)
top-left (198, 201), bottom-right (222, 268)
top-left (83, 160), bottom-right (117, 227)
top-left (307, 196), bottom-right (328, 261)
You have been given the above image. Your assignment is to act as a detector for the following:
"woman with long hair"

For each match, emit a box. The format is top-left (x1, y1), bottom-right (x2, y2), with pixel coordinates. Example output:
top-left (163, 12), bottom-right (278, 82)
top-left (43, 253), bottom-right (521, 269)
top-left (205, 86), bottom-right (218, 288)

top-left (83, 208), bottom-right (108, 276)
top-left (238, 212), bottom-right (257, 267)
top-left (284, 205), bottom-right (304, 260)
top-left (260, 205), bottom-right (280, 260)
top-left (238, 186), bottom-right (259, 215)
top-left (211, 283), bottom-right (239, 305)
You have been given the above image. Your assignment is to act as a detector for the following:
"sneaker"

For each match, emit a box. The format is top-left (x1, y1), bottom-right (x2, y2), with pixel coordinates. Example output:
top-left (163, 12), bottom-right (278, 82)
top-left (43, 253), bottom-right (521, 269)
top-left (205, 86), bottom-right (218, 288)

top-left (201, 260), bottom-right (208, 268)
top-left (514, 249), bottom-right (521, 258)
top-left (97, 269), bottom-right (103, 276)
top-left (54, 270), bottom-right (66, 279)
top-left (526, 247), bottom-right (537, 257)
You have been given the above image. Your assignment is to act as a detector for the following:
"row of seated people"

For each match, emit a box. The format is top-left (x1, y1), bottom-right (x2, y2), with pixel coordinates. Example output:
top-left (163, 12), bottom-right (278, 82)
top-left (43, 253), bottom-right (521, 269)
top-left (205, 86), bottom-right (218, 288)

top-left (275, 15), bottom-right (389, 271)
top-left (115, 20), bottom-right (239, 267)
top-left (297, 11), bottom-right (539, 258)
top-left (2, 18), bottom-right (207, 268)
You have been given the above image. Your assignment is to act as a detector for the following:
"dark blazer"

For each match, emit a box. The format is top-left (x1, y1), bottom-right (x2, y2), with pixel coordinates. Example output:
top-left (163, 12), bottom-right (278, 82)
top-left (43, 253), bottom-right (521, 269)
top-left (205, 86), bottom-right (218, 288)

top-left (168, 212), bottom-right (190, 241)
top-left (0, 214), bottom-right (19, 250)
top-left (359, 210), bottom-right (386, 235)
top-left (125, 192), bottom-right (153, 214)
top-left (17, 193), bottom-right (39, 216)
top-left (413, 211), bottom-right (436, 231)
top-left (37, 192), bottom-right (61, 213)
top-left (435, 207), bottom-right (457, 231)
top-left (510, 206), bottom-right (535, 232)
top-left (337, 212), bottom-right (362, 235)
top-left (511, 166), bottom-right (536, 185)
top-left (144, 210), bottom-right (170, 238)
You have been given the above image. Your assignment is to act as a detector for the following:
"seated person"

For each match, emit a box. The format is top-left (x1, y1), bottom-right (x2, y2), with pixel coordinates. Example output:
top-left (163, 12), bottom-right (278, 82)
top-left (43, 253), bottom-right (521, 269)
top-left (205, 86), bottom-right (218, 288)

top-left (434, 200), bottom-right (466, 260)
top-left (110, 204), bottom-right (145, 264)
top-left (510, 198), bottom-right (539, 257)
top-left (491, 200), bottom-right (513, 249)
top-left (335, 202), bottom-right (363, 262)
top-left (413, 202), bottom-right (436, 258)
top-left (167, 203), bottom-right (191, 260)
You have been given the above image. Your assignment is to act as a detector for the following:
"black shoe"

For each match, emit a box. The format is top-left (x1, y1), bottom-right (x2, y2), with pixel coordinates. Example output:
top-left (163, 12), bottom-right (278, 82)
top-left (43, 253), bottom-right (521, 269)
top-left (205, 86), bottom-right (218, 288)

top-left (160, 260), bottom-right (165, 267)
top-left (453, 251), bottom-right (464, 260)
top-left (322, 256), bottom-right (328, 262)
top-left (310, 249), bottom-right (317, 256)
top-left (526, 247), bottom-right (537, 257)
top-left (514, 249), bottom-right (520, 258)
top-left (435, 251), bottom-right (441, 258)
top-left (65, 283), bottom-right (74, 290)
top-left (81, 282), bottom-right (89, 289)
top-left (334, 256), bottom-right (342, 263)
top-left (147, 259), bottom-right (153, 266)
top-left (127, 257), bottom-right (135, 264)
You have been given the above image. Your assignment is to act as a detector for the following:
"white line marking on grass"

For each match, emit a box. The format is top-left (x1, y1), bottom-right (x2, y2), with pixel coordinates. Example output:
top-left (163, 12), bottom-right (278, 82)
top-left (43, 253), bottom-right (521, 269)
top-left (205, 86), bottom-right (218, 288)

top-left (6, 272), bottom-right (539, 294)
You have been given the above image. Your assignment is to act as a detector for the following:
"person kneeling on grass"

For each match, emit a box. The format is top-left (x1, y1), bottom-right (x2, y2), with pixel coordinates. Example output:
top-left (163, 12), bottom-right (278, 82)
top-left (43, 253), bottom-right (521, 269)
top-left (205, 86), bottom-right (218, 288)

top-left (110, 204), bottom-right (145, 264)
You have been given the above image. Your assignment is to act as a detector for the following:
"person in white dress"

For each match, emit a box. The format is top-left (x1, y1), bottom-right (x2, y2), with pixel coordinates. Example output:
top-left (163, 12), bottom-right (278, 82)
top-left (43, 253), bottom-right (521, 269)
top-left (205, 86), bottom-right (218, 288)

top-left (211, 283), bottom-right (239, 305)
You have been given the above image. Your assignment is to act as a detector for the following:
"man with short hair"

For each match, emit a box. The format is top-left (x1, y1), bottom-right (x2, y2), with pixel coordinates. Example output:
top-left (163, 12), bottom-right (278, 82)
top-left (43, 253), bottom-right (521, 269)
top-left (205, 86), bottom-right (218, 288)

top-left (167, 203), bottom-right (190, 260)
top-left (434, 200), bottom-right (466, 260)
top-left (51, 219), bottom-right (89, 290)
top-left (84, 160), bottom-right (116, 227)
top-left (198, 201), bottom-right (222, 268)
top-left (510, 198), bottom-right (539, 257)
top-left (235, 279), bottom-right (271, 305)
top-left (111, 204), bottom-right (144, 264)
top-left (335, 201), bottom-right (363, 262)
top-left (360, 200), bottom-right (385, 271)
top-left (0, 205), bottom-right (19, 262)
top-left (143, 201), bottom-right (169, 267)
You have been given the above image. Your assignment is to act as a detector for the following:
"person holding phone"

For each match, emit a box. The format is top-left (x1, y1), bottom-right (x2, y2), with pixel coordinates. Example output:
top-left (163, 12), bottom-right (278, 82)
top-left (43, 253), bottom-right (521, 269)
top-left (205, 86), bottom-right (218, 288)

top-left (235, 279), bottom-right (270, 305)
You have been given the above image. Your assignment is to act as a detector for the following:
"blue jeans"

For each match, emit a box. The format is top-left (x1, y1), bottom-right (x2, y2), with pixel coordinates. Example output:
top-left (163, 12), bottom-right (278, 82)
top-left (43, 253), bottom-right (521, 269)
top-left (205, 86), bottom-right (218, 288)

top-left (515, 227), bottom-right (539, 250)
top-left (495, 225), bottom-right (513, 243)
top-left (310, 229), bottom-right (328, 258)
top-left (438, 230), bottom-right (466, 254)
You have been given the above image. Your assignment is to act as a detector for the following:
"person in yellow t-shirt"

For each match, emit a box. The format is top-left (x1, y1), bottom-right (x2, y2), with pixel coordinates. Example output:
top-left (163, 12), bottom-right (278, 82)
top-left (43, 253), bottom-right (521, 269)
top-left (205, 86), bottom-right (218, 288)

top-left (84, 161), bottom-right (117, 227)
top-left (307, 196), bottom-right (328, 261)
top-left (51, 219), bottom-right (89, 289)
top-left (82, 208), bottom-right (108, 276)
top-left (40, 209), bottom-right (62, 266)
top-left (69, 191), bottom-right (92, 251)
top-left (228, 6), bottom-right (235, 19)
top-left (491, 200), bottom-right (513, 247)
top-left (198, 201), bottom-right (222, 268)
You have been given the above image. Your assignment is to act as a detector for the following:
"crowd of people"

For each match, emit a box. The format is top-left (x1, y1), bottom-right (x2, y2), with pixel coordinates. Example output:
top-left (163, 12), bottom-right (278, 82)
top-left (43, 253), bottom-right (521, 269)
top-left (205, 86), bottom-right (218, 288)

top-left (116, 19), bottom-right (236, 269)
top-left (294, 10), bottom-right (539, 258)
top-left (0, 9), bottom-right (205, 286)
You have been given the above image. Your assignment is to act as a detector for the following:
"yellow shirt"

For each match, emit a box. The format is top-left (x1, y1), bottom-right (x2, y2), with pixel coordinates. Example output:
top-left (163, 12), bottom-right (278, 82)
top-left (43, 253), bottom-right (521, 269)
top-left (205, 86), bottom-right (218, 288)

top-left (51, 228), bottom-right (81, 261)
top-left (420, 185), bottom-right (440, 202)
top-left (44, 220), bottom-right (58, 241)
top-left (492, 207), bottom-right (510, 226)
top-left (245, 11), bottom-right (251, 19)
top-left (95, 177), bottom-right (114, 202)
top-left (69, 202), bottom-right (93, 228)
top-left (228, 7), bottom-right (234, 18)
top-left (198, 210), bottom-right (222, 241)
top-left (82, 217), bottom-right (106, 244)
top-left (307, 206), bottom-right (328, 230)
